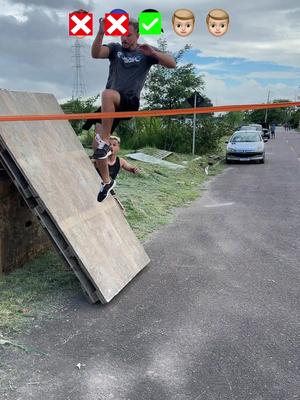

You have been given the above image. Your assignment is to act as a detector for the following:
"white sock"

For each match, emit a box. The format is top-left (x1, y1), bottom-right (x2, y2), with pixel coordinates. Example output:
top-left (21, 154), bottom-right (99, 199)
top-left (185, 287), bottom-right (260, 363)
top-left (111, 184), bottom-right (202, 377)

top-left (98, 138), bottom-right (109, 149)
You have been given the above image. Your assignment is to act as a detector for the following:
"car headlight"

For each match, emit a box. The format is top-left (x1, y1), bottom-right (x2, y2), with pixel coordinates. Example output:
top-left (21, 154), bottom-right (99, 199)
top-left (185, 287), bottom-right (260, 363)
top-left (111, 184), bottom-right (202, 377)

top-left (256, 145), bottom-right (264, 152)
top-left (227, 147), bottom-right (237, 152)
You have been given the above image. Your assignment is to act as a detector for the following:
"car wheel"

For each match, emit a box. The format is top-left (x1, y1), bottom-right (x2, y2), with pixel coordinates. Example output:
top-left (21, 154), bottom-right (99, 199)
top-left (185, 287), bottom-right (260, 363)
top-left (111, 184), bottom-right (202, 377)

top-left (259, 157), bottom-right (265, 164)
top-left (226, 158), bottom-right (231, 164)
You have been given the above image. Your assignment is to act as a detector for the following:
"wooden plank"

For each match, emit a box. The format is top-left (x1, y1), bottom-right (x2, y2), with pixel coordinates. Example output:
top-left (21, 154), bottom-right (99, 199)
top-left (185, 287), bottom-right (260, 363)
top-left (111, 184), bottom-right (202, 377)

top-left (0, 90), bottom-right (150, 303)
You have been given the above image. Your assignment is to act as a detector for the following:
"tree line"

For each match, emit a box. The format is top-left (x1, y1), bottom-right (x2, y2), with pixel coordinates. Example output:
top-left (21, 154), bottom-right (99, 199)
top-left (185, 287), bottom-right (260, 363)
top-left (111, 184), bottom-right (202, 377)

top-left (61, 40), bottom-right (299, 155)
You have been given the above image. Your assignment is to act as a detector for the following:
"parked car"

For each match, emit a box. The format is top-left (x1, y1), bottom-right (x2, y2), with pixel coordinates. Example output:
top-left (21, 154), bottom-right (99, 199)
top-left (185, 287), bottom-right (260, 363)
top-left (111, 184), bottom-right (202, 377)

top-left (238, 125), bottom-right (254, 131)
top-left (226, 130), bottom-right (268, 164)
top-left (238, 124), bottom-right (268, 138)
top-left (238, 124), bottom-right (262, 133)
top-left (249, 124), bottom-right (263, 130)
top-left (261, 122), bottom-right (270, 139)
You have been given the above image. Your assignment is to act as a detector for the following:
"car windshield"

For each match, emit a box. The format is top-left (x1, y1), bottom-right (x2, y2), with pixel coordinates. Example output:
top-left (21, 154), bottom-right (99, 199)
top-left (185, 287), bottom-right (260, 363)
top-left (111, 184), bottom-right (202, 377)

top-left (239, 125), bottom-right (261, 131)
top-left (231, 132), bottom-right (260, 142)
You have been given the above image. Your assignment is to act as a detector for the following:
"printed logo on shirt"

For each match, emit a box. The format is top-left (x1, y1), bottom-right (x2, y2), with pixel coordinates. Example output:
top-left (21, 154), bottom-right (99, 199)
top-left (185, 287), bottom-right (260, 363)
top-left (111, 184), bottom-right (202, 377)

top-left (117, 51), bottom-right (142, 64)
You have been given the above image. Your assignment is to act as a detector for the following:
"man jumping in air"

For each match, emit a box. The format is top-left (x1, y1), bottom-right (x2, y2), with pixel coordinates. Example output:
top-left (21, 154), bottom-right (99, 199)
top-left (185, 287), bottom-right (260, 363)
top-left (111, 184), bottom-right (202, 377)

top-left (85, 17), bottom-right (176, 202)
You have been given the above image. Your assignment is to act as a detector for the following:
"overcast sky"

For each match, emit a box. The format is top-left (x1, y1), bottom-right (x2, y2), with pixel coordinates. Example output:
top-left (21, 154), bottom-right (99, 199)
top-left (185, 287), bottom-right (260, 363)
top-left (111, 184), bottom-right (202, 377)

top-left (1, 0), bottom-right (300, 106)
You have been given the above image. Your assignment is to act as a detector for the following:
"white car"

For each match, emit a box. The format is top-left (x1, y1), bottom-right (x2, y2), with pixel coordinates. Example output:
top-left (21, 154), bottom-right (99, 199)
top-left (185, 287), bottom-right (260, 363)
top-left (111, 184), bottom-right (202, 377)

top-left (226, 130), bottom-right (267, 164)
top-left (239, 124), bottom-right (263, 134)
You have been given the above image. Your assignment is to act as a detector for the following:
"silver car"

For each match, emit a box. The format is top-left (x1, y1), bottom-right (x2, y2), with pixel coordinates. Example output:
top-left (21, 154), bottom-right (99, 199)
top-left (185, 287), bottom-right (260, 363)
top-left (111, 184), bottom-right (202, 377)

top-left (226, 130), bottom-right (267, 164)
top-left (239, 124), bottom-right (263, 134)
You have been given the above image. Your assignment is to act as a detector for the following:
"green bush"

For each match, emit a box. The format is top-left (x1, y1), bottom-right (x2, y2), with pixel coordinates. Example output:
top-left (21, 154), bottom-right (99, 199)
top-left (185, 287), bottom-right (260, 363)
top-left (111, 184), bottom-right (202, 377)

top-left (116, 115), bottom-right (230, 155)
top-left (78, 129), bottom-right (94, 148)
top-left (116, 117), bottom-right (189, 152)
top-left (60, 95), bottom-right (99, 135)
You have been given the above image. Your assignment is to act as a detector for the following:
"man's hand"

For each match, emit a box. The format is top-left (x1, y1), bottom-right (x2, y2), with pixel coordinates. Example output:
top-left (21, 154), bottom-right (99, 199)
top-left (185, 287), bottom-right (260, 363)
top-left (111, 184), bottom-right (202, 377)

top-left (131, 166), bottom-right (141, 174)
top-left (98, 17), bottom-right (105, 34)
top-left (139, 44), bottom-right (176, 68)
top-left (138, 44), bottom-right (157, 57)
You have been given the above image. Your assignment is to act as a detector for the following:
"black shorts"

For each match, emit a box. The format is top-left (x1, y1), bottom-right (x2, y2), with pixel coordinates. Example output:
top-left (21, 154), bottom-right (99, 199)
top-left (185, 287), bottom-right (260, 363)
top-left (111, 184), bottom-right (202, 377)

top-left (82, 94), bottom-right (140, 133)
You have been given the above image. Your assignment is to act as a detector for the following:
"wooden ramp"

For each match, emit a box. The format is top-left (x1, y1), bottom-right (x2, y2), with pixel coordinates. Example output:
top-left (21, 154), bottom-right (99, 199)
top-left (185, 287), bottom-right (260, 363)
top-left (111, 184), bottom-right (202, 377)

top-left (0, 90), bottom-right (150, 303)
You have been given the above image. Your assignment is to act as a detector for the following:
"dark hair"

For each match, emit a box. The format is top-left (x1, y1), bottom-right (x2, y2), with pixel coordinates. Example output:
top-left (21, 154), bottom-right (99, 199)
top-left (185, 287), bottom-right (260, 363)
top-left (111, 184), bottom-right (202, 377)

top-left (129, 18), bottom-right (139, 34)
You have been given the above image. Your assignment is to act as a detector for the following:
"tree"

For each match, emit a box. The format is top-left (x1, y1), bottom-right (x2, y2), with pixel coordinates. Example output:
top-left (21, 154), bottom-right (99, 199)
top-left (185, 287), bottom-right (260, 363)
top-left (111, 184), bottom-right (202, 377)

top-left (289, 108), bottom-right (300, 128)
top-left (223, 111), bottom-right (250, 129)
top-left (248, 99), bottom-right (292, 125)
top-left (143, 39), bottom-right (205, 110)
top-left (60, 95), bottom-right (99, 135)
top-left (194, 115), bottom-right (232, 155)
top-left (97, 40), bottom-right (228, 154)
top-left (130, 39), bottom-right (216, 154)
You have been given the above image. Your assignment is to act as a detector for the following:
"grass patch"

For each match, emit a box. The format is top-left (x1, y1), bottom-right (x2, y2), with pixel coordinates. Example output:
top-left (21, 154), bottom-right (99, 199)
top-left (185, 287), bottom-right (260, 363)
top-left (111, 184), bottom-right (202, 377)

top-left (0, 148), bottom-right (225, 335)
top-left (0, 252), bottom-right (79, 336)
top-left (117, 152), bottom-right (222, 240)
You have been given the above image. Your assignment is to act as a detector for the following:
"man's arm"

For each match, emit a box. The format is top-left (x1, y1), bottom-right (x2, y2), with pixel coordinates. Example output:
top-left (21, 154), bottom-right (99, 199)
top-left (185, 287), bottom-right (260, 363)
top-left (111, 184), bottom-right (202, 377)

top-left (154, 50), bottom-right (176, 68)
top-left (91, 18), bottom-right (110, 59)
top-left (139, 44), bottom-right (176, 69)
top-left (120, 158), bottom-right (141, 174)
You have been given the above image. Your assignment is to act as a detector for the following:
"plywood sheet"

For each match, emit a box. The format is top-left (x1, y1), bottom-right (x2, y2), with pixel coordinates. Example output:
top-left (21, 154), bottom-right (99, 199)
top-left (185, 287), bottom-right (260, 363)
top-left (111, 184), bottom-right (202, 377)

top-left (0, 90), bottom-right (150, 303)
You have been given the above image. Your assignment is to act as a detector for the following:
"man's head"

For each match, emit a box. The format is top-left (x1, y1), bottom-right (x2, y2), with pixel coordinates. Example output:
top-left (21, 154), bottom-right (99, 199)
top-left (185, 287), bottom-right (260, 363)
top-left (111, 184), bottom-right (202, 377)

top-left (121, 18), bottom-right (139, 50)
top-left (206, 9), bottom-right (229, 37)
top-left (109, 135), bottom-right (121, 154)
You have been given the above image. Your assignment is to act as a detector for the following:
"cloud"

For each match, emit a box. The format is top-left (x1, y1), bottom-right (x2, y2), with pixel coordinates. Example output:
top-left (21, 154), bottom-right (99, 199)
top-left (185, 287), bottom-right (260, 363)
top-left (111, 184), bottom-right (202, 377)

top-left (0, 0), bottom-right (299, 104)
top-left (8, 0), bottom-right (93, 10)
top-left (247, 71), bottom-right (300, 80)
top-left (203, 72), bottom-right (298, 106)
top-left (0, 8), bottom-right (109, 99)
top-left (194, 61), bottom-right (226, 71)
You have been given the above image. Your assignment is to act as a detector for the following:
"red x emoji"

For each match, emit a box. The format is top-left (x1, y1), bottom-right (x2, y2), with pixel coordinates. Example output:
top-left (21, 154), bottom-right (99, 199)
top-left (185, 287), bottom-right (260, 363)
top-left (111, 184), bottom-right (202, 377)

top-left (105, 13), bottom-right (129, 36)
top-left (69, 11), bottom-right (93, 37)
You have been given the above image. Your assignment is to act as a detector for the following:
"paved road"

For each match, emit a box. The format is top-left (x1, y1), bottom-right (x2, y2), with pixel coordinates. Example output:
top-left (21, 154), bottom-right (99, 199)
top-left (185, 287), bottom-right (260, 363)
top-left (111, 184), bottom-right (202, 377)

top-left (1, 129), bottom-right (299, 400)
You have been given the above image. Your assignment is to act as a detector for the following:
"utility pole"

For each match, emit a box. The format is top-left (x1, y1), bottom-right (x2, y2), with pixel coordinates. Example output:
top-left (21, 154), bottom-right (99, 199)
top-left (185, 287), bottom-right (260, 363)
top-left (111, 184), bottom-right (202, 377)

top-left (264, 90), bottom-right (271, 123)
top-left (192, 92), bottom-right (197, 156)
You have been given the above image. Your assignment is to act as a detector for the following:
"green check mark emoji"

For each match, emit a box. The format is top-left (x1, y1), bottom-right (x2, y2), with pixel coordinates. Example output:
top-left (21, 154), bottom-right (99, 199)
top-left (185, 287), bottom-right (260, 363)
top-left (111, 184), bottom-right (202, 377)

top-left (139, 12), bottom-right (162, 35)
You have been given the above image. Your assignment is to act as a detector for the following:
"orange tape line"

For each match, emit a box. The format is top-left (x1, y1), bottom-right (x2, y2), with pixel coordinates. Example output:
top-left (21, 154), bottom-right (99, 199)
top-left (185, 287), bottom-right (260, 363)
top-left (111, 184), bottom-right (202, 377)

top-left (0, 102), bottom-right (299, 122)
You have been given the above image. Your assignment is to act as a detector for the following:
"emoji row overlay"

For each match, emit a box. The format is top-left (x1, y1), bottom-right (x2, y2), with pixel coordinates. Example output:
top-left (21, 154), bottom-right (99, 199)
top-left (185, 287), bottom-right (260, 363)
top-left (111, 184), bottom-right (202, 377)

top-left (126, 9), bottom-right (229, 37)
top-left (69, 9), bottom-right (230, 38)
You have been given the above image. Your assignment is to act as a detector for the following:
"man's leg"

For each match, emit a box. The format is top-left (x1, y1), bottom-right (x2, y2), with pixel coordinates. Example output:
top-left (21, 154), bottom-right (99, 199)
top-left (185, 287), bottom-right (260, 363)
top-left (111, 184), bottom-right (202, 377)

top-left (95, 89), bottom-right (121, 185)
top-left (82, 106), bottom-right (102, 131)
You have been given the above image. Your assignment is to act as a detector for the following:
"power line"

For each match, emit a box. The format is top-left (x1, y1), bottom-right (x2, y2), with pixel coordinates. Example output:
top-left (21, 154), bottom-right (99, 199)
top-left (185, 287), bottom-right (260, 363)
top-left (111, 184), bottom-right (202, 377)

top-left (71, 38), bottom-right (87, 100)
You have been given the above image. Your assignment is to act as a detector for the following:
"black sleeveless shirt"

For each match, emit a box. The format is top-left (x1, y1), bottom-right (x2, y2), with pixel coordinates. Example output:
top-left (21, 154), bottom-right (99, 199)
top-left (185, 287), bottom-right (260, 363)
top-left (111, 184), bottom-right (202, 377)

top-left (95, 157), bottom-right (121, 180)
top-left (108, 157), bottom-right (121, 180)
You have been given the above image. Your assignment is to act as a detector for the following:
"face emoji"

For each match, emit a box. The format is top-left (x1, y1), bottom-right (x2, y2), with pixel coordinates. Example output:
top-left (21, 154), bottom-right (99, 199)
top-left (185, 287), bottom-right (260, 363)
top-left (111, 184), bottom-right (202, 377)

top-left (206, 9), bottom-right (229, 37)
top-left (172, 9), bottom-right (195, 37)
top-left (207, 18), bottom-right (228, 36)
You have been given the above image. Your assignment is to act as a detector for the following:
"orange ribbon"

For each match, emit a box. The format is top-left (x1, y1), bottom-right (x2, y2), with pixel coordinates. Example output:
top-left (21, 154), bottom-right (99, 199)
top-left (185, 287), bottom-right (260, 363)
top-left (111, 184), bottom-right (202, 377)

top-left (0, 102), bottom-right (299, 122)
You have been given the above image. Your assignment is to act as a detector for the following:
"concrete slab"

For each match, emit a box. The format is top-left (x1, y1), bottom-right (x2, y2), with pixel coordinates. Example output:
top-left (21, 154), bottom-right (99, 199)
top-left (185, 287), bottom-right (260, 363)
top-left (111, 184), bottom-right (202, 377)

top-left (126, 152), bottom-right (185, 170)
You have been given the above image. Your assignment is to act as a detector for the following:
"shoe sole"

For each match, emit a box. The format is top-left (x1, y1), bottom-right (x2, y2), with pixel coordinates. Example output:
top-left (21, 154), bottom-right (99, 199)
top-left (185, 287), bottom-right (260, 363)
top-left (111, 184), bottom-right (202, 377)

top-left (97, 180), bottom-right (116, 203)
top-left (107, 180), bottom-right (116, 196)
top-left (95, 150), bottom-right (112, 160)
